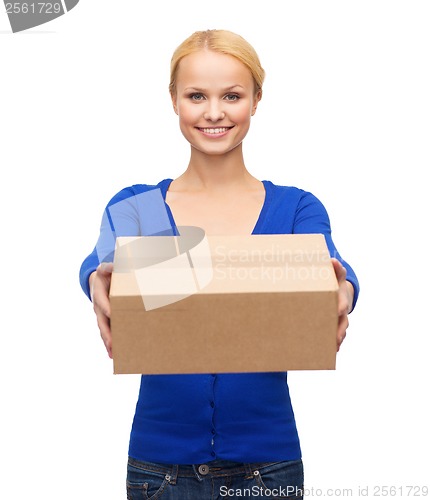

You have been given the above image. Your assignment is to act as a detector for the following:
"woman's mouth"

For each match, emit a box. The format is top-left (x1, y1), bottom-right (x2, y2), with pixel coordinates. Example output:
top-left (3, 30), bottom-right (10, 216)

top-left (197, 126), bottom-right (233, 136)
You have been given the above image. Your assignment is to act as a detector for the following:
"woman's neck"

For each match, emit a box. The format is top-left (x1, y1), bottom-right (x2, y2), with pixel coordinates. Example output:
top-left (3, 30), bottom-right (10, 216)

top-left (171, 145), bottom-right (260, 193)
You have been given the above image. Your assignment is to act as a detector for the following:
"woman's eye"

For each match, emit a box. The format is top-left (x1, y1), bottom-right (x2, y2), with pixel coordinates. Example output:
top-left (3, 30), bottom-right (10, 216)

top-left (190, 93), bottom-right (205, 101)
top-left (224, 94), bottom-right (240, 101)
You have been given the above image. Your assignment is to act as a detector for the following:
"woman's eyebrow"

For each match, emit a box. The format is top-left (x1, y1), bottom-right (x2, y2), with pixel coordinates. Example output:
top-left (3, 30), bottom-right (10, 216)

top-left (223, 85), bottom-right (245, 91)
top-left (183, 87), bottom-right (205, 93)
top-left (183, 85), bottom-right (245, 93)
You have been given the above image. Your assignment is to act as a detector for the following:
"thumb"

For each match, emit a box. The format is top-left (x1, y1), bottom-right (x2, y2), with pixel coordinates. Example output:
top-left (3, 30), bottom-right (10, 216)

top-left (98, 262), bottom-right (114, 274)
top-left (331, 258), bottom-right (346, 283)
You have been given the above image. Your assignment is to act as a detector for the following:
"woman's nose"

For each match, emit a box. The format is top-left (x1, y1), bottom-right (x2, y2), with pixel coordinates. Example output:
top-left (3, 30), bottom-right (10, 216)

top-left (203, 100), bottom-right (225, 122)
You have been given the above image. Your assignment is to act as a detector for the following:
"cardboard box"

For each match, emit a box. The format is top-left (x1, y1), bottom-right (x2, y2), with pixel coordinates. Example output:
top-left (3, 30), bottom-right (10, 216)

top-left (109, 231), bottom-right (339, 374)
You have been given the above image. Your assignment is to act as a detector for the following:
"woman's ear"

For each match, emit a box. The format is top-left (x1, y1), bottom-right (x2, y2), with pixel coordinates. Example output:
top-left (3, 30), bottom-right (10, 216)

top-left (171, 92), bottom-right (179, 115)
top-left (251, 89), bottom-right (262, 116)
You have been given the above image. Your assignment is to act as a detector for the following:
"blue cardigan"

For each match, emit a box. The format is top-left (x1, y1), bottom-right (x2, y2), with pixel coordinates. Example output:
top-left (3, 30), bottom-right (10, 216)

top-left (79, 178), bottom-right (359, 464)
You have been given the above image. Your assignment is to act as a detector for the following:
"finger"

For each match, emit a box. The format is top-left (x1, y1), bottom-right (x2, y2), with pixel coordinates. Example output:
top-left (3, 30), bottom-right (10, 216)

top-left (105, 337), bottom-right (113, 359)
top-left (96, 313), bottom-right (113, 359)
top-left (338, 286), bottom-right (350, 316)
top-left (337, 315), bottom-right (349, 351)
top-left (338, 314), bottom-right (349, 337)
top-left (96, 310), bottom-right (111, 336)
top-left (331, 258), bottom-right (346, 283)
top-left (94, 291), bottom-right (111, 319)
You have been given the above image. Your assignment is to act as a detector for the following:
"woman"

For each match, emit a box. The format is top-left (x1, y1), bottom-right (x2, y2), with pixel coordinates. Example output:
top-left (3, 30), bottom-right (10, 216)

top-left (80, 29), bottom-right (359, 500)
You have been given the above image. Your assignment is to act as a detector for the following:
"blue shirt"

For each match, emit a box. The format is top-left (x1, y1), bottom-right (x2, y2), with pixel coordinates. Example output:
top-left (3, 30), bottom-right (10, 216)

top-left (79, 178), bottom-right (359, 464)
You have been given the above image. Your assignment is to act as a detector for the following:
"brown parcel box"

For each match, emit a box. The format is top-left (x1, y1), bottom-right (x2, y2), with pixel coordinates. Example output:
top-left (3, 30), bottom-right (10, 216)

top-left (109, 232), bottom-right (339, 374)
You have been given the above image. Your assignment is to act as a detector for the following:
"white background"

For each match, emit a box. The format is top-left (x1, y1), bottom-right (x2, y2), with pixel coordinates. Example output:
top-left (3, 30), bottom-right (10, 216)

top-left (1, 1), bottom-right (429, 498)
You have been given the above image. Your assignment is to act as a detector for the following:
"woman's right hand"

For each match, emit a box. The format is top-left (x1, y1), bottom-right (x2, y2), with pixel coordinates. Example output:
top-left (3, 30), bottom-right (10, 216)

top-left (89, 262), bottom-right (114, 358)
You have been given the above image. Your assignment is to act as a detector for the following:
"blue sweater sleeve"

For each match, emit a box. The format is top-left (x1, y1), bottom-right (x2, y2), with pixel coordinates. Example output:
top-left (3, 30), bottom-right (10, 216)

top-left (293, 190), bottom-right (360, 312)
top-left (79, 182), bottom-right (176, 301)
top-left (78, 186), bottom-right (142, 300)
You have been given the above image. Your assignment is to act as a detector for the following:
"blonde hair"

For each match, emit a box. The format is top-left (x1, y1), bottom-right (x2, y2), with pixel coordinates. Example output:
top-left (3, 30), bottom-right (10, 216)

top-left (169, 29), bottom-right (265, 96)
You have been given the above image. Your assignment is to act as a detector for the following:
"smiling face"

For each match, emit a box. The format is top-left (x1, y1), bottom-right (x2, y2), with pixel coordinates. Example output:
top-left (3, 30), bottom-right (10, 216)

top-left (171, 49), bottom-right (261, 158)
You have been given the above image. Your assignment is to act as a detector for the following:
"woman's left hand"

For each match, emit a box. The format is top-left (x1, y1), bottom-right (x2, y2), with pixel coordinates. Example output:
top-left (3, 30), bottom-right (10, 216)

top-left (331, 258), bottom-right (354, 351)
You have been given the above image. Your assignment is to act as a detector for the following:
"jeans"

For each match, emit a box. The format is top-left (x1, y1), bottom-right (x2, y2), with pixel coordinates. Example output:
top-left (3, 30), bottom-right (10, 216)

top-left (126, 457), bottom-right (304, 499)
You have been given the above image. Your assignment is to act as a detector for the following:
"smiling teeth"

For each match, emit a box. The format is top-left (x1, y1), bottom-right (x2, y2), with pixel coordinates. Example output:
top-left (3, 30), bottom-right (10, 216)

top-left (201, 127), bottom-right (229, 134)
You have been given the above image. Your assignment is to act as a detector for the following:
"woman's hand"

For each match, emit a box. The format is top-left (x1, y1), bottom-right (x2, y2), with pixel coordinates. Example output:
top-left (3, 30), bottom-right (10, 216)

top-left (331, 258), bottom-right (354, 352)
top-left (89, 262), bottom-right (114, 358)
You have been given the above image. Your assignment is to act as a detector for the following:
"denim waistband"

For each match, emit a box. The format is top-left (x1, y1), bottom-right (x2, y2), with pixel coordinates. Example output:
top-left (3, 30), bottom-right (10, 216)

top-left (128, 457), bottom-right (282, 484)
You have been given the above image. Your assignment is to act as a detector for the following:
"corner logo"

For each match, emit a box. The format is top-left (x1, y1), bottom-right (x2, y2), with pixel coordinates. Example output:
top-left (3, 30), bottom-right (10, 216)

top-left (4, 1), bottom-right (79, 33)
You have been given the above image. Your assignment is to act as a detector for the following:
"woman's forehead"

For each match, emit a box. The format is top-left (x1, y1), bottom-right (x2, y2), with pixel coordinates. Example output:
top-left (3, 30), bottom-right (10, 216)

top-left (176, 50), bottom-right (253, 89)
